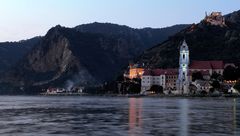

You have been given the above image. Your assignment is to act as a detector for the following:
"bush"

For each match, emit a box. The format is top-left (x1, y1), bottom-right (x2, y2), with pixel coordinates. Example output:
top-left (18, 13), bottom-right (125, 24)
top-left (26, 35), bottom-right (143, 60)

top-left (192, 72), bottom-right (203, 81)
top-left (233, 80), bottom-right (240, 92)
top-left (150, 85), bottom-right (163, 94)
top-left (223, 65), bottom-right (237, 80)
top-left (211, 80), bottom-right (220, 89)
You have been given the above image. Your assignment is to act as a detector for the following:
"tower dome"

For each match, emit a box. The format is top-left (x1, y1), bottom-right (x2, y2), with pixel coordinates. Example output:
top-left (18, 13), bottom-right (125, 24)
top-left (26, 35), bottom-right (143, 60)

top-left (180, 39), bottom-right (189, 51)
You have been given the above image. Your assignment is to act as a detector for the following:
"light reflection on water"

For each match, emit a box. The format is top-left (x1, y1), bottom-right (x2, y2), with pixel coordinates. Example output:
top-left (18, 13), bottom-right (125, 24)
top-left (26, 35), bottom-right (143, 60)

top-left (128, 98), bottom-right (143, 136)
top-left (0, 96), bottom-right (239, 136)
top-left (180, 99), bottom-right (188, 136)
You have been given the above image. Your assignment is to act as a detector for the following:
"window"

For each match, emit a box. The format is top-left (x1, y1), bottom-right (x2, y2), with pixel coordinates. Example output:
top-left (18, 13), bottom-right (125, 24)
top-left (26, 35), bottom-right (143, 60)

top-left (183, 54), bottom-right (185, 59)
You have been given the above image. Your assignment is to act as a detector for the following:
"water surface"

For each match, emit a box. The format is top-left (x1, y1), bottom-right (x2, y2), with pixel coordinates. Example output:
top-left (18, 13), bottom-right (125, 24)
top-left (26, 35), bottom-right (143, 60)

top-left (0, 96), bottom-right (239, 136)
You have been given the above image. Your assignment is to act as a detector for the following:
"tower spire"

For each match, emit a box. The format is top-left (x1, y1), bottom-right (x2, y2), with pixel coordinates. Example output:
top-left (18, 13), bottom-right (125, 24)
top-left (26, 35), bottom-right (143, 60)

top-left (177, 39), bottom-right (190, 94)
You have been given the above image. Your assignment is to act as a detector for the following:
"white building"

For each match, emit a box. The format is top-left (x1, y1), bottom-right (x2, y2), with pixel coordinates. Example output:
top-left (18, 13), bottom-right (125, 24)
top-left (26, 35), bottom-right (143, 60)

top-left (141, 69), bottom-right (166, 93)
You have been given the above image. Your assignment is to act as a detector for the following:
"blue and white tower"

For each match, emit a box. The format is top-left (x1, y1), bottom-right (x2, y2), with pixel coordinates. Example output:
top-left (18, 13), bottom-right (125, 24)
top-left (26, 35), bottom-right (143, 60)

top-left (177, 40), bottom-right (190, 94)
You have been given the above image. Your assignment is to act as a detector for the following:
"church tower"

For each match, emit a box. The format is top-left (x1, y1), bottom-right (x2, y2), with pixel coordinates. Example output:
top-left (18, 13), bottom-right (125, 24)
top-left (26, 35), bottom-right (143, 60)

top-left (177, 40), bottom-right (190, 94)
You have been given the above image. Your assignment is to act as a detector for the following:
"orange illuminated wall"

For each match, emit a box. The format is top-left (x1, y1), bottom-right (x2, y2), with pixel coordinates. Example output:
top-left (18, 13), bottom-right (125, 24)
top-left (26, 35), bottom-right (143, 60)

top-left (129, 68), bottom-right (144, 79)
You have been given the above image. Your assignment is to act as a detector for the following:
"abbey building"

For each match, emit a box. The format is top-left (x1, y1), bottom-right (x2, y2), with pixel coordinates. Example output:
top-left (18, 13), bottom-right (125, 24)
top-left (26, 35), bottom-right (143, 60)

top-left (125, 40), bottom-right (225, 94)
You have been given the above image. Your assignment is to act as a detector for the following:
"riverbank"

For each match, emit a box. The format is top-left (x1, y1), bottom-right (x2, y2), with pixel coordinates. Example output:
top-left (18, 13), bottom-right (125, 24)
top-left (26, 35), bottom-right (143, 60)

top-left (40, 93), bottom-right (240, 98)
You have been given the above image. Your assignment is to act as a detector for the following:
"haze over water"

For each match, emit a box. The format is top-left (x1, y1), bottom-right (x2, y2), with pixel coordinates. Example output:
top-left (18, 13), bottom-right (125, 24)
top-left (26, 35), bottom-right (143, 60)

top-left (0, 96), bottom-right (239, 136)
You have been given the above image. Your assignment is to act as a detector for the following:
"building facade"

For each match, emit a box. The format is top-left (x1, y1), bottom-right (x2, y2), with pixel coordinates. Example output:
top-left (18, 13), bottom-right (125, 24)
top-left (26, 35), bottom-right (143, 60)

top-left (125, 63), bottom-right (144, 79)
top-left (141, 69), bottom-right (179, 93)
top-left (141, 69), bottom-right (166, 92)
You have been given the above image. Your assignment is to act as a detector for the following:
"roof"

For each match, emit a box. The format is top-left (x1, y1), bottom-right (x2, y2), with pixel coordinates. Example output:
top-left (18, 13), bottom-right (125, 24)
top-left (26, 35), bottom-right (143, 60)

top-left (189, 70), bottom-right (210, 76)
top-left (164, 69), bottom-right (178, 75)
top-left (190, 60), bottom-right (224, 70)
top-left (143, 69), bottom-right (178, 76)
top-left (142, 69), bottom-right (154, 76)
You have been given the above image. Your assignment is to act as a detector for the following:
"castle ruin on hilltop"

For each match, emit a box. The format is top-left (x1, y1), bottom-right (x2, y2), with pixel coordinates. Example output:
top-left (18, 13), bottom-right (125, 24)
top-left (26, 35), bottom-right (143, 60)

top-left (204, 12), bottom-right (226, 27)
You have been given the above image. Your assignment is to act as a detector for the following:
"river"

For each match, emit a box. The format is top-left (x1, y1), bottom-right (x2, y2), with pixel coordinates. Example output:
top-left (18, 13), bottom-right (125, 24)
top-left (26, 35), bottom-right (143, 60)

top-left (0, 96), bottom-right (239, 136)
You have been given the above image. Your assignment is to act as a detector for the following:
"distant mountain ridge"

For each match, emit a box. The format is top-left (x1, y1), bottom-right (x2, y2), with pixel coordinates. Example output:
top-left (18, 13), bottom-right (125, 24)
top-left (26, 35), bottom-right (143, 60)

top-left (0, 22), bottom-right (188, 93)
top-left (75, 22), bottom-right (189, 50)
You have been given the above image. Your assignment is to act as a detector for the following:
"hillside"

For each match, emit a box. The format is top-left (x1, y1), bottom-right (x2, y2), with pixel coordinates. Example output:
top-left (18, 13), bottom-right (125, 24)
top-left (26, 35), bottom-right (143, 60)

top-left (137, 10), bottom-right (240, 68)
top-left (0, 23), bottom-right (188, 93)
top-left (0, 37), bottom-right (41, 73)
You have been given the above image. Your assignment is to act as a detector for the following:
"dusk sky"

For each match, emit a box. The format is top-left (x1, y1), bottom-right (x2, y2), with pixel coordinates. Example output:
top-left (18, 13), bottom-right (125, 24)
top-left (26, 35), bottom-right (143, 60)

top-left (1, 0), bottom-right (240, 42)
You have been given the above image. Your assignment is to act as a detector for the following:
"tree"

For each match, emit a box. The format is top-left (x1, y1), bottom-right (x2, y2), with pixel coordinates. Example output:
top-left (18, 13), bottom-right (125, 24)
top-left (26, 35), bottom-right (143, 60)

top-left (132, 78), bottom-right (141, 84)
top-left (235, 67), bottom-right (240, 80)
top-left (116, 75), bottom-right (124, 82)
top-left (211, 80), bottom-right (220, 89)
top-left (233, 80), bottom-right (240, 92)
top-left (209, 88), bottom-right (215, 93)
top-left (192, 72), bottom-right (203, 81)
top-left (211, 72), bottom-right (222, 81)
top-left (128, 83), bottom-right (141, 94)
top-left (150, 85), bottom-right (163, 94)
top-left (223, 65), bottom-right (237, 80)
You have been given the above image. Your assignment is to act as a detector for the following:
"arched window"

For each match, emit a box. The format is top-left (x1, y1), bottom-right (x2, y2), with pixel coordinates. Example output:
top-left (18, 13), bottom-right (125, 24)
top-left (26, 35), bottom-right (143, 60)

top-left (183, 54), bottom-right (185, 59)
top-left (183, 72), bottom-right (186, 81)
